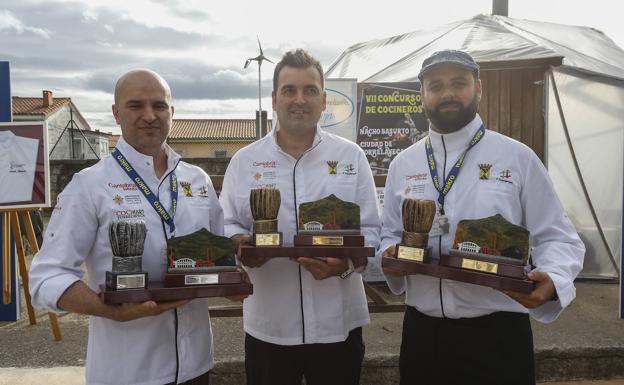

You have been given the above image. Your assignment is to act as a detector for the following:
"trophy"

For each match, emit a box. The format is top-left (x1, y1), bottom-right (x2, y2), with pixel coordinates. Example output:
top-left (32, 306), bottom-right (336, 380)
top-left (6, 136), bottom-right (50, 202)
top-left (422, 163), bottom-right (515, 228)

top-left (106, 220), bottom-right (148, 290)
top-left (294, 194), bottom-right (364, 247)
top-left (164, 228), bottom-right (243, 287)
top-left (395, 199), bottom-right (436, 263)
top-left (442, 214), bottom-right (530, 280)
top-left (239, 194), bottom-right (374, 260)
top-left (250, 188), bottom-right (282, 246)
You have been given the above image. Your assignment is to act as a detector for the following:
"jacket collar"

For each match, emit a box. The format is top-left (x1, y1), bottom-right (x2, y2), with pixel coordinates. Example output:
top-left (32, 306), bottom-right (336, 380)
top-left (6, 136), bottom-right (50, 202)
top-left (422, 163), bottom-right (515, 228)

top-left (269, 120), bottom-right (324, 156)
top-left (115, 136), bottom-right (181, 180)
top-left (428, 114), bottom-right (484, 154)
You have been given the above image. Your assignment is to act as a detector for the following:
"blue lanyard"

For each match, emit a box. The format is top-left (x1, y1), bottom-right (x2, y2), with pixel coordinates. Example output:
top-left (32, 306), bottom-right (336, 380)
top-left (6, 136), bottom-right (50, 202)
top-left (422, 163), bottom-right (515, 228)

top-left (425, 125), bottom-right (485, 212)
top-left (112, 148), bottom-right (178, 233)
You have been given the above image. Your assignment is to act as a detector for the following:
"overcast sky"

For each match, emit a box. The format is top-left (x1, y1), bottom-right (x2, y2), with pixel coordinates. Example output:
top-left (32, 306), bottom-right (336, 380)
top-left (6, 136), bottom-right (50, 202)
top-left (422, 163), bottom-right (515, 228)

top-left (2, 0), bottom-right (623, 134)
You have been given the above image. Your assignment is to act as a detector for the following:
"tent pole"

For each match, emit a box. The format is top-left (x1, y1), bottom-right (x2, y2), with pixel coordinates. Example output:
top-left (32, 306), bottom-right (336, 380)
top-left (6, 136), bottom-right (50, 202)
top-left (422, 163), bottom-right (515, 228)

top-left (549, 68), bottom-right (620, 278)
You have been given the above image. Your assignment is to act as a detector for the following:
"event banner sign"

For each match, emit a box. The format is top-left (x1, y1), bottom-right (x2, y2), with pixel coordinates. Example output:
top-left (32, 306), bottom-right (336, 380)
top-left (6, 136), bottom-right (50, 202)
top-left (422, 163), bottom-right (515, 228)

top-left (357, 82), bottom-right (428, 175)
top-left (320, 79), bottom-right (357, 142)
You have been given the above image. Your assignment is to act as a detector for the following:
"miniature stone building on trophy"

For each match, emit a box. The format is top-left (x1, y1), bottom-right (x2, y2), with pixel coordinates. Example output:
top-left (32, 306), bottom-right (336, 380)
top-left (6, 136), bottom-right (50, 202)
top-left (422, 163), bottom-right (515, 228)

top-left (250, 187), bottom-right (282, 246)
top-left (395, 199), bottom-right (436, 263)
top-left (106, 220), bottom-right (148, 290)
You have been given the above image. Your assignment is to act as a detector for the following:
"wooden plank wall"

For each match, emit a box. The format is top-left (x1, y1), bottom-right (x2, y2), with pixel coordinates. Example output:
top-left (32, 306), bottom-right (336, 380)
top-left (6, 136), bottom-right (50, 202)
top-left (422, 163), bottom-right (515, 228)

top-left (479, 67), bottom-right (547, 161)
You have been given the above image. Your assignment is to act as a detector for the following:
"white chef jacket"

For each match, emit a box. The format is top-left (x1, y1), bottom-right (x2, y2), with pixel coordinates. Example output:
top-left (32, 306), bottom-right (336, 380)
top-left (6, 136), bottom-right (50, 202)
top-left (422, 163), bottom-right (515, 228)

top-left (379, 114), bottom-right (585, 323)
top-left (29, 137), bottom-right (223, 385)
top-left (220, 126), bottom-right (381, 345)
top-left (0, 130), bottom-right (39, 204)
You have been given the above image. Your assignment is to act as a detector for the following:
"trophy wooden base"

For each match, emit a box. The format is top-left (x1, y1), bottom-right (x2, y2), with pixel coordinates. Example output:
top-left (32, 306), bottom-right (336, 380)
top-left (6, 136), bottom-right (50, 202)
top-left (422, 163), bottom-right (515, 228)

top-left (100, 281), bottom-right (253, 304)
top-left (293, 234), bottom-right (364, 247)
top-left (164, 268), bottom-right (244, 287)
top-left (239, 244), bottom-right (375, 259)
top-left (442, 251), bottom-right (527, 279)
top-left (382, 256), bottom-right (535, 293)
top-left (105, 271), bottom-right (148, 290)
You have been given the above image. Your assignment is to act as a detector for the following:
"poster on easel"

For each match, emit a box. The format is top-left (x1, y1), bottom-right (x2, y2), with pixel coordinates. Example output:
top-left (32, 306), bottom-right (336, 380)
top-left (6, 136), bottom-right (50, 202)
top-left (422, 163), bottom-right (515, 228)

top-left (0, 122), bottom-right (50, 209)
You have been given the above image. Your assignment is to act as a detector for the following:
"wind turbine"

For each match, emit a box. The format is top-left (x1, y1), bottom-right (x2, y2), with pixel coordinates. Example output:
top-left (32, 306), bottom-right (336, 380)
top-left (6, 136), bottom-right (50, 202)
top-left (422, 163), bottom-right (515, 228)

top-left (244, 36), bottom-right (274, 138)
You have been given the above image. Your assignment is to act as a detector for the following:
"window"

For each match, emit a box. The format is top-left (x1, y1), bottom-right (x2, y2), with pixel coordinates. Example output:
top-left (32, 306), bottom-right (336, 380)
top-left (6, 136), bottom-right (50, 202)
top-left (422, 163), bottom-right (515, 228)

top-left (214, 150), bottom-right (227, 158)
top-left (72, 138), bottom-right (83, 159)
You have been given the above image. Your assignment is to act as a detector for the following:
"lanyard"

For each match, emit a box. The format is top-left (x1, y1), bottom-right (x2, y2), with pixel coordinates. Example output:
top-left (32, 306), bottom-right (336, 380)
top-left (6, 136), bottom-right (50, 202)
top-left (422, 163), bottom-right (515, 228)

top-left (112, 148), bottom-right (178, 234)
top-left (425, 125), bottom-right (485, 212)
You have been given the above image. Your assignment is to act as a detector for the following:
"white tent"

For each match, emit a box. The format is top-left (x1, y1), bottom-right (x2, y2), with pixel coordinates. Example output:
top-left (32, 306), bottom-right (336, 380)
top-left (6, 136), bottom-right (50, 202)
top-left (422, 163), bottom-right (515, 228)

top-left (327, 14), bottom-right (624, 279)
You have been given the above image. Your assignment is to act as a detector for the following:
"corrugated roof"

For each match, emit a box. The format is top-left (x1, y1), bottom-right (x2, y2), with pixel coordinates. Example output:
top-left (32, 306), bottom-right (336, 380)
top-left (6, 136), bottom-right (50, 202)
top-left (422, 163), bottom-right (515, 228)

top-left (12, 97), bottom-right (71, 116)
top-left (169, 118), bottom-right (272, 141)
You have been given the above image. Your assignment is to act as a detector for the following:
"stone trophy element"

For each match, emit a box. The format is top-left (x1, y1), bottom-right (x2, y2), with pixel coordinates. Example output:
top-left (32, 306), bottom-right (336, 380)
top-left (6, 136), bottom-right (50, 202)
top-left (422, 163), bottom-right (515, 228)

top-left (250, 188), bottom-right (282, 246)
top-left (443, 214), bottom-right (530, 279)
top-left (105, 220), bottom-right (148, 290)
top-left (395, 199), bottom-right (436, 262)
top-left (295, 194), bottom-right (363, 247)
top-left (164, 228), bottom-right (242, 287)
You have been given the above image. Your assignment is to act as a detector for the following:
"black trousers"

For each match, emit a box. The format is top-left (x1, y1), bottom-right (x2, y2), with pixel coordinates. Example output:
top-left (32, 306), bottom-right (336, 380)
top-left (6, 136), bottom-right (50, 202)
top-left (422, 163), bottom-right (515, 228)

top-left (165, 370), bottom-right (210, 385)
top-left (400, 306), bottom-right (535, 385)
top-left (245, 328), bottom-right (365, 385)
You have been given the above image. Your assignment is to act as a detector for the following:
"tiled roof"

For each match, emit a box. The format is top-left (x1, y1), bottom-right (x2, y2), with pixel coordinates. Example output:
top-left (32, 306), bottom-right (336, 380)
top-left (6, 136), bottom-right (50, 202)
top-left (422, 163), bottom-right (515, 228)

top-left (169, 119), bottom-right (272, 141)
top-left (12, 97), bottom-right (71, 116)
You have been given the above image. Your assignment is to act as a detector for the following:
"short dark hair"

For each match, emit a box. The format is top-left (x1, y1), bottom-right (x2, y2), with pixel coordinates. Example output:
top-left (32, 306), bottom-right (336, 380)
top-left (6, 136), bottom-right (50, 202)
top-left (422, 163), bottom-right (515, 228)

top-left (273, 49), bottom-right (324, 91)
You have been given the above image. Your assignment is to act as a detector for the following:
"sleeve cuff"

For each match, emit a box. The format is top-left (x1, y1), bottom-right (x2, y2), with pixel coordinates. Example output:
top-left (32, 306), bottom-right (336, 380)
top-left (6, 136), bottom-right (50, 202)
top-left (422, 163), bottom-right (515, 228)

top-left (224, 224), bottom-right (250, 238)
top-left (529, 271), bottom-right (576, 323)
top-left (34, 275), bottom-right (82, 313)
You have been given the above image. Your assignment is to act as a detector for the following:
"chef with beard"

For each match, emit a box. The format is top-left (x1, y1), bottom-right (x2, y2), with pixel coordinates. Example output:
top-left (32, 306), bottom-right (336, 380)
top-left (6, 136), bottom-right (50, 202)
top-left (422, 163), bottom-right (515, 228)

top-left (378, 50), bottom-right (584, 385)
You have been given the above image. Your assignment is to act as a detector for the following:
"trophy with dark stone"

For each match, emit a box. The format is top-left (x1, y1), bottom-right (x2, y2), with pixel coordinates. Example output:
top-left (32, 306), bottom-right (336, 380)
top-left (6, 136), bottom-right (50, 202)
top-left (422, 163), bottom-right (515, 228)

top-left (106, 220), bottom-right (148, 290)
top-left (250, 188), bottom-right (282, 246)
top-left (442, 214), bottom-right (531, 280)
top-left (295, 194), bottom-right (363, 247)
top-left (395, 199), bottom-right (436, 263)
top-left (164, 228), bottom-right (243, 287)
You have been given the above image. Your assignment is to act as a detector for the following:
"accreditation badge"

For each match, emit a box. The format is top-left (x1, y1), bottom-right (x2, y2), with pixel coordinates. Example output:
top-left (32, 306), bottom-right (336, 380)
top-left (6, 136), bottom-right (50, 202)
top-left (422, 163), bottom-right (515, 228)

top-left (429, 209), bottom-right (450, 237)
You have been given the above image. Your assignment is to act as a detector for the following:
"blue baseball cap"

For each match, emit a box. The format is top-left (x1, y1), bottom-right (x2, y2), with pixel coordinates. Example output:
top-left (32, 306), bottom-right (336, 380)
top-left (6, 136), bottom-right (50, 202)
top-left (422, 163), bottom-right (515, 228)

top-left (418, 50), bottom-right (480, 82)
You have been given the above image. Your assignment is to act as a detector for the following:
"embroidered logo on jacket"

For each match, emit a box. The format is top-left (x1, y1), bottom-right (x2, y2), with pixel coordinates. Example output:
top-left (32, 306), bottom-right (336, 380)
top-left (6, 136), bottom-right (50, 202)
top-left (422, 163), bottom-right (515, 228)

top-left (196, 185), bottom-right (210, 197)
top-left (406, 173), bottom-right (428, 181)
top-left (113, 195), bottom-right (124, 205)
top-left (253, 161), bottom-right (277, 168)
top-left (478, 164), bottom-right (492, 180)
top-left (327, 160), bottom-right (338, 175)
top-left (180, 181), bottom-right (193, 197)
top-left (343, 163), bottom-right (357, 175)
top-left (497, 169), bottom-right (513, 184)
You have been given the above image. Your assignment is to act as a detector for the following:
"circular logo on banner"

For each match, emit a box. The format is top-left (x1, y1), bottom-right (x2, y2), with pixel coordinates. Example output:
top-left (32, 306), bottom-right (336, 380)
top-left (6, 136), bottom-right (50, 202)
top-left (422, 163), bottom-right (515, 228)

top-left (320, 88), bottom-right (354, 128)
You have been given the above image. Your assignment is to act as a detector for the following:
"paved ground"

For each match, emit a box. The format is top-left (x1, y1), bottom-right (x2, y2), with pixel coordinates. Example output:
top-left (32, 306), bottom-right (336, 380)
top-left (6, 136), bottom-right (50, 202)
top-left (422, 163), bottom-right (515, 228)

top-left (0, 281), bottom-right (623, 385)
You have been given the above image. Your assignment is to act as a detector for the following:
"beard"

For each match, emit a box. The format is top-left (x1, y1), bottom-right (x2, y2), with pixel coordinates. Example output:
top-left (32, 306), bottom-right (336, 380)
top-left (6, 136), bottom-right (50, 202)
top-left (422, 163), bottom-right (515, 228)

top-left (425, 94), bottom-right (479, 133)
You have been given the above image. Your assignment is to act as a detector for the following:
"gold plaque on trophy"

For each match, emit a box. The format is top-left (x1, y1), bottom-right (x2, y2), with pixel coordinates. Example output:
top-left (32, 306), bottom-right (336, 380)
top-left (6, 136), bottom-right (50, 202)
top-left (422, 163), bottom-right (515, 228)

top-left (250, 188), bottom-right (282, 246)
top-left (395, 199), bottom-right (436, 263)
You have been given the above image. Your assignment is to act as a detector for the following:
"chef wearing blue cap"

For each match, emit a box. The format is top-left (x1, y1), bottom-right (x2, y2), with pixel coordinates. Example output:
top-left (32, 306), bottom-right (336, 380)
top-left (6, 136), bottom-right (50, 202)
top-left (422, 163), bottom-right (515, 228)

top-left (379, 49), bottom-right (585, 385)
